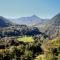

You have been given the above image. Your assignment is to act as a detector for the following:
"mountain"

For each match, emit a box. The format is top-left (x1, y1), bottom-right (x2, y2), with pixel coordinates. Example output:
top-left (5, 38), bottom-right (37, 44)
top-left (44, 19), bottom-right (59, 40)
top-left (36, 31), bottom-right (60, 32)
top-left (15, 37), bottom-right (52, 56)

top-left (10, 15), bottom-right (48, 26)
top-left (0, 16), bottom-right (13, 27)
top-left (44, 13), bottom-right (60, 39)
top-left (46, 13), bottom-right (60, 26)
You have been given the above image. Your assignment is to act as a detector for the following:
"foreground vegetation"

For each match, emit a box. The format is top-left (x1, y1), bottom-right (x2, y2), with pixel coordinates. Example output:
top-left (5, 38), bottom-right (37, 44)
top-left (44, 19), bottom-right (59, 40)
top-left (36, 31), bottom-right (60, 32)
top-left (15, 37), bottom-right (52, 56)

top-left (0, 35), bottom-right (60, 60)
top-left (35, 37), bottom-right (60, 60)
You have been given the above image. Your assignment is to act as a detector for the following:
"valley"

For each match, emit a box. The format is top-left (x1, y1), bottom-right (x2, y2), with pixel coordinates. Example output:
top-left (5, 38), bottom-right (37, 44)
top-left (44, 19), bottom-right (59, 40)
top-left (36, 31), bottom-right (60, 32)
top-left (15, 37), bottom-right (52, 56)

top-left (0, 13), bottom-right (60, 60)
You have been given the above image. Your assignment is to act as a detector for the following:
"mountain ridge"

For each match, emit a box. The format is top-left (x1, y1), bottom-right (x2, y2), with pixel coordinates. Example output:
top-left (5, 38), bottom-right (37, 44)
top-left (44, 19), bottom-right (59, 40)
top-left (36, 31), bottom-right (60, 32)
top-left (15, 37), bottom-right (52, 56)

top-left (9, 15), bottom-right (48, 26)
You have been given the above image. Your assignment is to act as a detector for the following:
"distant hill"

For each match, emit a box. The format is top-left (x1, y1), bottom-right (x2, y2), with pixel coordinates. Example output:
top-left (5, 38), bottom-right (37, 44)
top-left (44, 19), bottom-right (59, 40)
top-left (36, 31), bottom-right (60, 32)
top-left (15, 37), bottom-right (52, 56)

top-left (0, 16), bottom-right (13, 27)
top-left (10, 15), bottom-right (48, 26)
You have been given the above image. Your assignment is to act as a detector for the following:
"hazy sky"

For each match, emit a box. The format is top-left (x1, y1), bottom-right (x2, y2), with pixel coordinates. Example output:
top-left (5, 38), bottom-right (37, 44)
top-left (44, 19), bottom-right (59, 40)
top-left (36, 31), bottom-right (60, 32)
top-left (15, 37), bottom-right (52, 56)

top-left (0, 0), bottom-right (60, 18)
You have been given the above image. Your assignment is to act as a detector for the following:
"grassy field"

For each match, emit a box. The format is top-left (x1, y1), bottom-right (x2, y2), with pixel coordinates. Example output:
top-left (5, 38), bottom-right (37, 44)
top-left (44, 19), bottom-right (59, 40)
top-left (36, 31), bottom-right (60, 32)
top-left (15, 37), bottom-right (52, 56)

top-left (17, 36), bottom-right (34, 43)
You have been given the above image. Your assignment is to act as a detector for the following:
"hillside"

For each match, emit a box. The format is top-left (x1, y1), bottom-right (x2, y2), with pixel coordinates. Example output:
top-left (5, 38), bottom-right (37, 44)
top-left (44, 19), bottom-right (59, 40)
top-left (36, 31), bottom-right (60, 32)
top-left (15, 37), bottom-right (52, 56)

top-left (0, 16), bottom-right (13, 27)
top-left (38, 13), bottom-right (60, 39)
top-left (0, 25), bottom-right (47, 38)
top-left (48, 13), bottom-right (60, 38)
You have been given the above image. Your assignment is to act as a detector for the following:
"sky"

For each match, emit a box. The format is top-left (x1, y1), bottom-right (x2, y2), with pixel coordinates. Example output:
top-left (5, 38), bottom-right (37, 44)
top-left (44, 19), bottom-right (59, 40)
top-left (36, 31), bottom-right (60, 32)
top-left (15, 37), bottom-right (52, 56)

top-left (0, 0), bottom-right (60, 18)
